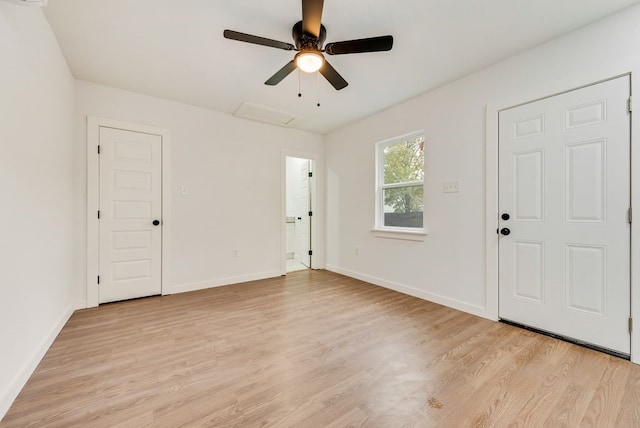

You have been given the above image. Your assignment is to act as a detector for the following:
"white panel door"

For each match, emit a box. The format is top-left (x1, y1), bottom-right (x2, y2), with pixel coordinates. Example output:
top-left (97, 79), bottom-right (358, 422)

top-left (99, 127), bottom-right (162, 303)
top-left (295, 160), bottom-right (311, 268)
top-left (498, 76), bottom-right (631, 355)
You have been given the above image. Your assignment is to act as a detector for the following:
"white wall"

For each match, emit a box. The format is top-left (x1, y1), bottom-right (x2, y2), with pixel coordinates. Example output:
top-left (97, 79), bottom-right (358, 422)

top-left (325, 4), bottom-right (640, 319)
top-left (0, 4), bottom-right (75, 419)
top-left (74, 81), bottom-right (324, 299)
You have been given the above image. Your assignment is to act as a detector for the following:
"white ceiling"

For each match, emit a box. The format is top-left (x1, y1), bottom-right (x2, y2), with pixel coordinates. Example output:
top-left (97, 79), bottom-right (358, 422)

top-left (44, 0), bottom-right (640, 134)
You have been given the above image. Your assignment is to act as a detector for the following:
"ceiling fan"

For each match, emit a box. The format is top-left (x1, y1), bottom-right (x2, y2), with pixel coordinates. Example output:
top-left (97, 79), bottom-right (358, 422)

top-left (223, 0), bottom-right (393, 90)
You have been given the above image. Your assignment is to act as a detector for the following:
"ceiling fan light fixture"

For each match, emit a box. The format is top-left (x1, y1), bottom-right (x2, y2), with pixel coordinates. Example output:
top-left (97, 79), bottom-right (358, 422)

top-left (295, 51), bottom-right (324, 73)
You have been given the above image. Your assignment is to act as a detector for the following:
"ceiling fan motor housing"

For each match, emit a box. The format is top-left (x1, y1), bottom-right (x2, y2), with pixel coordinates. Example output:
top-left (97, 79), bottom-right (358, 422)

top-left (292, 21), bottom-right (327, 50)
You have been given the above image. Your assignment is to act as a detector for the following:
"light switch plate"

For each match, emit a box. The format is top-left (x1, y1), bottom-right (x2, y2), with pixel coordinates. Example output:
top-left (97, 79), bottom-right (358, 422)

top-left (444, 181), bottom-right (460, 193)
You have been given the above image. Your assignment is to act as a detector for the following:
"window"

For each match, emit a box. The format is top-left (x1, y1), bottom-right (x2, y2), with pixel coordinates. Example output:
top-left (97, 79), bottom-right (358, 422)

top-left (375, 132), bottom-right (425, 237)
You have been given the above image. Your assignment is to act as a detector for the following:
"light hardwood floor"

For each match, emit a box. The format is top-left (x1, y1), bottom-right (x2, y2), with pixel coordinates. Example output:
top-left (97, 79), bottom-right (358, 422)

top-left (3, 270), bottom-right (640, 427)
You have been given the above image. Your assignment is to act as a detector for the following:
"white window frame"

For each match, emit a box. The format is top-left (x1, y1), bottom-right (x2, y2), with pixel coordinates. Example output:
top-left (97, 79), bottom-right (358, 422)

top-left (373, 131), bottom-right (427, 241)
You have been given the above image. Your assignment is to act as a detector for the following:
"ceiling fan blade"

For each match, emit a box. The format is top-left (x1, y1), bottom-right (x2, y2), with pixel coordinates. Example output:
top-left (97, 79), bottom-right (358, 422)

top-left (302, 0), bottom-right (324, 38)
top-left (265, 60), bottom-right (297, 86)
top-left (319, 60), bottom-right (348, 90)
top-left (224, 30), bottom-right (295, 51)
top-left (325, 35), bottom-right (393, 55)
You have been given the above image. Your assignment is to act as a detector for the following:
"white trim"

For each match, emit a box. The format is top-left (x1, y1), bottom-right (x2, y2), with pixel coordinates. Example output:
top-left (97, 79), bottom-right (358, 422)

top-left (281, 149), bottom-right (324, 276)
top-left (485, 104), bottom-right (500, 322)
top-left (371, 228), bottom-right (427, 241)
top-left (0, 305), bottom-right (74, 420)
top-left (165, 271), bottom-right (282, 295)
top-left (326, 265), bottom-right (493, 320)
top-left (485, 62), bottom-right (640, 363)
top-left (631, 71), bottom-right (640, 365)
top-left (86, 117), bottom-right (171, 308)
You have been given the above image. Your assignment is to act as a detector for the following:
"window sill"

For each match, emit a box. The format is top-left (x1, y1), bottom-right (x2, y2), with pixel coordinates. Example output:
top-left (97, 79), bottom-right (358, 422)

top-left (371, 228), bottom-right (428, 241)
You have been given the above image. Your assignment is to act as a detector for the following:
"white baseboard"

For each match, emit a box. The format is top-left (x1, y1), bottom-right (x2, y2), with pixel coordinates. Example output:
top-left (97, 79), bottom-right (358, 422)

top-left (0, 305), bottom-right (75, 421)
top-left (165, 270), bottom-right (283, 295)
top-left (325, 264), bottom-right (493, 320)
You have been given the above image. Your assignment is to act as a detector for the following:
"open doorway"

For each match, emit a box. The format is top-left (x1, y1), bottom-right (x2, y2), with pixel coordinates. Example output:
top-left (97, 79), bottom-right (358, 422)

top-left (285, 156), bottom-right (313, 272)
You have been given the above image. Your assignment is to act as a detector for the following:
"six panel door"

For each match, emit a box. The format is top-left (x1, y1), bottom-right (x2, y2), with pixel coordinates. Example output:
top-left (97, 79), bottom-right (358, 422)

top-left (498, 76), bottom-right (631, 355)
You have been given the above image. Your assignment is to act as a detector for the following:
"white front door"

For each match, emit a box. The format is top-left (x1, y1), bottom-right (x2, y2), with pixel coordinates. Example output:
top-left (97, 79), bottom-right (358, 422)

top-left (99, 127), bottom-right (163, 303)
top-left (498, 76), bottom-right (631, 355)
top-left (296, 160), bottom-right (311, 268)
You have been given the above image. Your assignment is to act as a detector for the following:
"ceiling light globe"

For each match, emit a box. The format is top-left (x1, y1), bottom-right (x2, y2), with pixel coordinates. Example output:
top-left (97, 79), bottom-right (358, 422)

top-left (296, 51), bottom-right (324, 73)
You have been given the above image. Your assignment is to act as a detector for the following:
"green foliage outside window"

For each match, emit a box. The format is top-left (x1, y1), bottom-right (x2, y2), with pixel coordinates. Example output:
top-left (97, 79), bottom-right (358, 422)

top-left (383, 137), bottom-right (425, 214)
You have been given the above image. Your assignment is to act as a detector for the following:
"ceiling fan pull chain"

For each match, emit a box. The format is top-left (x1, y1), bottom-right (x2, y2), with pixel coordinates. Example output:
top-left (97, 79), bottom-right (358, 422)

top-left (317, 72), bottom-right (321, 107)
top-left (298, 69), bottom-right (302, 98)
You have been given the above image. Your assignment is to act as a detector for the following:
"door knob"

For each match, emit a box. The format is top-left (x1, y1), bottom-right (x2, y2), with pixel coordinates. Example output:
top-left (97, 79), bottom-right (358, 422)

top-left (500, 228), bottom-right (510, 236)
top-left (501, 213), bottom-right (510, 221)
top-left (152, 219), bottom-right (160, 226)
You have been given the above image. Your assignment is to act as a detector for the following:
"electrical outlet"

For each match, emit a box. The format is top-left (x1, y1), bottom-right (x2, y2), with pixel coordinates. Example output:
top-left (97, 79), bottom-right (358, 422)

top-left (443, 181), bottom-right (460, 193)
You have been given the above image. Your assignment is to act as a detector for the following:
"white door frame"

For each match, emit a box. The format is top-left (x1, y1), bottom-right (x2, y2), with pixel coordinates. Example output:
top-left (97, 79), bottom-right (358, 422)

top-left (486, 65), bottom-right (640, 364)
top-left (86, 117), bottom-right (172, 308)
top-left (281, 149), bottom-right (323, 275)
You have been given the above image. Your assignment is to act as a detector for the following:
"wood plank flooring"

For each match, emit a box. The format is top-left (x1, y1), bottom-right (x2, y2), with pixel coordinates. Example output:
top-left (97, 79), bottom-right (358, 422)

top-left (3, 270), bottom-right (640, 427)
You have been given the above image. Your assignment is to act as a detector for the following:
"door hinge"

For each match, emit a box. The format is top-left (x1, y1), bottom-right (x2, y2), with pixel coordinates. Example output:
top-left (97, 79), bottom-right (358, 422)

top-left (308, 211), bottom-right (313, 217)
top-left (97, 210), bottom-right (101, 219)
top-left (308, 172), bottom-right (313, 178)
top-left (629, 96), bottom-right (633, 113)
top-left (97, 145), bottom-right (101, 154)
top-left (308, 250), bottom-right (313, 256)
top-left (629, 207), bottom-right (632, 224)
top-left (629, 317), bottom-right (633, 333)
top-left (97, 275), bottom-right (100, 285)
